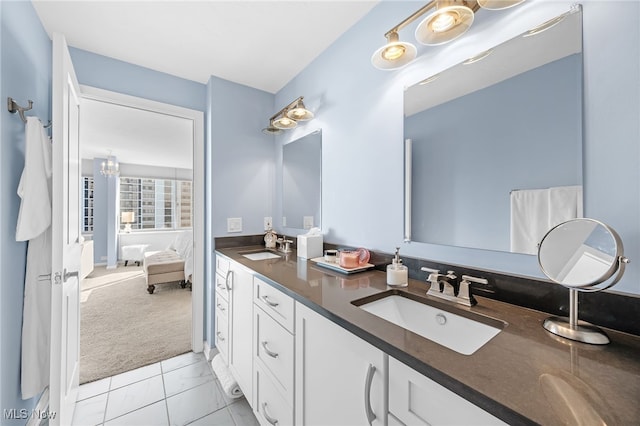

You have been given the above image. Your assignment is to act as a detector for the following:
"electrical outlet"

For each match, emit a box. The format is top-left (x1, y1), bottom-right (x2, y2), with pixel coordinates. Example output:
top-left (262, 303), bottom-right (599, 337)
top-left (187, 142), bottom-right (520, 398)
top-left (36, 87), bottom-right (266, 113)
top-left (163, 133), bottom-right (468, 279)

top-left (303, 216), bottom-right (314, 229)
top-left (227, 217), bottom-right (242, 233)
top-left (264, 217), bottom-right (273, 230)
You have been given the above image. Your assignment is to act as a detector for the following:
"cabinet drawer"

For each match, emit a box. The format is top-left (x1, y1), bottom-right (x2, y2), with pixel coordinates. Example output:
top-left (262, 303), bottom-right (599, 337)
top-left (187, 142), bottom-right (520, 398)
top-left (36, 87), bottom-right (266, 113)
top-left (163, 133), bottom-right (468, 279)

top-left (255, 362), bottom-right (293, 426)
top-left (216, 254), bottom-right (229, 275)
top-left (389, 357), bottom-right (505, 426)
top-left (254, 277), bottom-right (294, 333)
top-left (215, 290), bottom-right (229, 320)
top-left (215, 272), bottom-right (230, 301)
top-left (215, 311), bottom-right (229, 363)
top-left (254, 306), bottom-right (294, 404)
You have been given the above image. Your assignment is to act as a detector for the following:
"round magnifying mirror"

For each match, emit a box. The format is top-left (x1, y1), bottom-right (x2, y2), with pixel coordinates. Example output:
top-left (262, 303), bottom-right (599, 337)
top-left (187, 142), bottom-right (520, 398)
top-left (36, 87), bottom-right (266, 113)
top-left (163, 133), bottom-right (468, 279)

top-left (538, 218), bottom-right (624, 289)
top-left (538, 218), bottom-right (629, 345)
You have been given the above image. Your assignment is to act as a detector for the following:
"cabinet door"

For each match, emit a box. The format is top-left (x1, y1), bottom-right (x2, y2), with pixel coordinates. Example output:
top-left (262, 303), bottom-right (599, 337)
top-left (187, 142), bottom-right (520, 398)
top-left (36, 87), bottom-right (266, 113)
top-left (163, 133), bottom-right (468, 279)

top-left (214, 289), bottom-right (230, 363)
top-left (228, 261), bottom-right (254, 404)
top-left (388, 357), bottom-right (506, 426)
top-left (295, 302), bottom-right (387, 426)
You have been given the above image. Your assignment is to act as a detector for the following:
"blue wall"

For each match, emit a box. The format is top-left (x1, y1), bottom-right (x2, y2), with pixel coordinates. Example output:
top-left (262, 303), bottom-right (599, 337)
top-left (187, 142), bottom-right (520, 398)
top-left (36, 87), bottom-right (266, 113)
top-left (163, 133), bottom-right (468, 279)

top-left (274, 0), bottom-right (639, 295)
top-left (0, 0), bottom-right (51, 421)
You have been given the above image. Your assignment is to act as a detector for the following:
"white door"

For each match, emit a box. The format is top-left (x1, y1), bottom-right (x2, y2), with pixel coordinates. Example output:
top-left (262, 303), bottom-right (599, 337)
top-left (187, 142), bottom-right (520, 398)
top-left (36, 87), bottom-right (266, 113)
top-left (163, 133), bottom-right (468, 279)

top-left (49, 32), bottom-right (82, 426)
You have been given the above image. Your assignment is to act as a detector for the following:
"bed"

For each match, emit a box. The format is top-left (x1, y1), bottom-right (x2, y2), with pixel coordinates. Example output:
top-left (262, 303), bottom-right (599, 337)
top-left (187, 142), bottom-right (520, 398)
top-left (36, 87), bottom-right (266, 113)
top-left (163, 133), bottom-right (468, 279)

top-left (143, 231), bottom-right (193, 294)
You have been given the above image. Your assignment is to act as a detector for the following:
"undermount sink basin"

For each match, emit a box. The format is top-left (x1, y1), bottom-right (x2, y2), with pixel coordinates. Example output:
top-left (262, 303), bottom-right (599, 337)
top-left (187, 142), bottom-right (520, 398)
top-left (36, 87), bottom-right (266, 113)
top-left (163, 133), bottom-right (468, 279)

top-left (239, 249), bottom-right (282, 261)
top-left (352, 291), bottom-right (505, 355)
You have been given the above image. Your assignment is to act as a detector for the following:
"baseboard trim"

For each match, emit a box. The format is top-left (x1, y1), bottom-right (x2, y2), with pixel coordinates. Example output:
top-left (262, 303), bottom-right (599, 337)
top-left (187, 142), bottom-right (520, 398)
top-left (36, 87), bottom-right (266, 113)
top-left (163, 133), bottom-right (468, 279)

top-left (26, 387), bottom-right (49, 426)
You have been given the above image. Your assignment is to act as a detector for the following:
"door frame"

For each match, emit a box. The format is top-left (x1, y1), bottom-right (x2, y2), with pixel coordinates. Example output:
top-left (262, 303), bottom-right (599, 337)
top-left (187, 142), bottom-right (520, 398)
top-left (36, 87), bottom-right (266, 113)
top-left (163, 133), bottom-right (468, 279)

top-left (79, 85), bottom-right (205, 352)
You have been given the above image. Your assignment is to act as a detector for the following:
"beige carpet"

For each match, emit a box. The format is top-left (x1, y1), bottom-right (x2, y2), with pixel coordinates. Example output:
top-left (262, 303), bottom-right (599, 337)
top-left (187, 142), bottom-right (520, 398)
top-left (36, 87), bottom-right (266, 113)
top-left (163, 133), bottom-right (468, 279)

top-left (80, 265), bottom-right (191, 384)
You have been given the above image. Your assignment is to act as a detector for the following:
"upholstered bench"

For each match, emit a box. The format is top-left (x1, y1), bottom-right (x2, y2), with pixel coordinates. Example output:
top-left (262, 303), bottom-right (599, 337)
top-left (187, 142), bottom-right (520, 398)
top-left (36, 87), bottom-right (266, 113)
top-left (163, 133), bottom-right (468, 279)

top-left (143, 250), bottom-right (186, 294)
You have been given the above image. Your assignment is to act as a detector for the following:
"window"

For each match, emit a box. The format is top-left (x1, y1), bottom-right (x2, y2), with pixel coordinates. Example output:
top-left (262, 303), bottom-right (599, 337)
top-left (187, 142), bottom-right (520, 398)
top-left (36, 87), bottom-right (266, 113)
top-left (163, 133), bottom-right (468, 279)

top-left (82, 176), bottom-right (94, 233)
top-left (120, 177), bottom-right (192, 230)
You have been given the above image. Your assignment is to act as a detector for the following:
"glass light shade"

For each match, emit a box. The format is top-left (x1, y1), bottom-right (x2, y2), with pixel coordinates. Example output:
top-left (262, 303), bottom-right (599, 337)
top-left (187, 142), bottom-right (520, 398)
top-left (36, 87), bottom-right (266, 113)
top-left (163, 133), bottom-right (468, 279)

top-left (286, 106), bottom-right (314, 121)
top-left (262, 126), bottom-right (283, 135)
top-left (273, 115), bottom-right (298, 130)
top-left (415, 5), bottom-right (475, 46)
top-left (371, 40), bottom-right (417, 70)
top-left (477, 0), bottom-right (525, 10)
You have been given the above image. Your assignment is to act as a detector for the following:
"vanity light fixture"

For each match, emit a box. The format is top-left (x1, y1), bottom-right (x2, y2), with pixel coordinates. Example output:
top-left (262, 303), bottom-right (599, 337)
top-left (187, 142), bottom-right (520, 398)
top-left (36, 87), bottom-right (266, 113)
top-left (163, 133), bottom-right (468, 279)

top-left (100, 152), bottom-right (119, 177)
top-left (371, 0), bottom-right (526, 70)
top-left (262, 96), bottom-right (314, 134)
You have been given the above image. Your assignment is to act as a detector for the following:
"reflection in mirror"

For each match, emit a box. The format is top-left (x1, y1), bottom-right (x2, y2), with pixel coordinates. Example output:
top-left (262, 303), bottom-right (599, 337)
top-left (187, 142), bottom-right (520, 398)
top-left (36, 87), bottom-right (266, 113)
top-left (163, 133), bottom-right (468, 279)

top-left (405, 7), bottom-right (583, 254)
top-left (537, 218), bottom-right (629, 345)
top-left (282, 130), bottom-right (322, 230)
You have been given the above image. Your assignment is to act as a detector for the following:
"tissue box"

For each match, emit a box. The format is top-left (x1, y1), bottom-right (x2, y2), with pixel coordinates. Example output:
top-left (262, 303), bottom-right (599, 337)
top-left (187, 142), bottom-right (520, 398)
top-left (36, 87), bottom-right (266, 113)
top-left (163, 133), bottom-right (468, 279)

top-left (297, 234), bottom-right (323, 259)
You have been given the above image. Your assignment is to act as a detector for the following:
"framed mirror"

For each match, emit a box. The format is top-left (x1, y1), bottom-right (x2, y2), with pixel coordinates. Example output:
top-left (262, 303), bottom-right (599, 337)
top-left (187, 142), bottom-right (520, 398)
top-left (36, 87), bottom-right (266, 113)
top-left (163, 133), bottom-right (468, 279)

top-left (404, 8), bottom-right (583, 255)
top-left (282, 130), bottom-right (322, 230)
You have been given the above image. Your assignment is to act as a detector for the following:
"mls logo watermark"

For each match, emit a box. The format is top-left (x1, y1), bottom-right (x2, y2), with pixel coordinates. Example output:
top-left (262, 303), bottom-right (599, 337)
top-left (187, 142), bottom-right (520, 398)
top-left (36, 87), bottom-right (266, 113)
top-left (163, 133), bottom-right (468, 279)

top-left (4, 408), bottom-right (57, 421)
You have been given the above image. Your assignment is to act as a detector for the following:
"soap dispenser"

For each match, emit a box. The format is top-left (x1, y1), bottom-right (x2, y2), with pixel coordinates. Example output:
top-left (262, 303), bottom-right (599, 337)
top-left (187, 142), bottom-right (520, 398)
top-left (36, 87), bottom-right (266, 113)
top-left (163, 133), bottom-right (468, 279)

top-left (264, 228), bottom-right (277, 249)
top-left (387, 247), bottom-right (408, 287)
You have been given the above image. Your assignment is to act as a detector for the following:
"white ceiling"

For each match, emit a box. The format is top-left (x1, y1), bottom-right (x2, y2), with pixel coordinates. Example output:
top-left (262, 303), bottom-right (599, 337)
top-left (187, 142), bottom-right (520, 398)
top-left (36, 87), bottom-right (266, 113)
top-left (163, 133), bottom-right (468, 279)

top-left (32, 0), bottom-right (379, 94)
top-left (32, 1), bottom-right (379, 169)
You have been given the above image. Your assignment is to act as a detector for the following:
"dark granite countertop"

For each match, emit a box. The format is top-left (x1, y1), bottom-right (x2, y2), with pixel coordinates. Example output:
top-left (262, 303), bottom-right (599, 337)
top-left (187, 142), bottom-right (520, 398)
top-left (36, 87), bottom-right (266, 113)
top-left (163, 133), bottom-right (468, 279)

top-left (216, 246), bottom-right (640, 425)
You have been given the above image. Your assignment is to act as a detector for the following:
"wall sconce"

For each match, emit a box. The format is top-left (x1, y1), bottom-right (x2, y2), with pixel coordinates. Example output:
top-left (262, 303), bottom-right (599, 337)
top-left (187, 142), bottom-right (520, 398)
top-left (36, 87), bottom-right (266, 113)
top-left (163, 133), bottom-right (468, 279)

top-left (371, 0), bottom-right (525, 70)
top-left (263, 96), bottom-right (314, 135)
top-left (100, 152), bottom-right (120, 177)
top-left (121, 211), bottom-right (135, 233)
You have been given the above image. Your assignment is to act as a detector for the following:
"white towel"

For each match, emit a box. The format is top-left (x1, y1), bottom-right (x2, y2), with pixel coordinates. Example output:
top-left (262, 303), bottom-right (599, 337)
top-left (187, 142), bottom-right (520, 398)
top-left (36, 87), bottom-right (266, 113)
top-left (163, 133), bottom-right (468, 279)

top-left (510, 188), bottom-right (549, 255)
top-left (211, 354), bottom-right (243, 399)
top-left (16, 117), bottom-right (53, 399)
top-left (510, 185), bottom-right (583, 255)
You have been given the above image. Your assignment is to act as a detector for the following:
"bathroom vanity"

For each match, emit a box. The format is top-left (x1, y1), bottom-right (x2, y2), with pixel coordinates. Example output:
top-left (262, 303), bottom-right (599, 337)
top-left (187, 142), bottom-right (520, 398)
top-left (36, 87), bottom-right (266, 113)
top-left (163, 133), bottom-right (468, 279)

top-left (214, 246), bottom-right (640, 425)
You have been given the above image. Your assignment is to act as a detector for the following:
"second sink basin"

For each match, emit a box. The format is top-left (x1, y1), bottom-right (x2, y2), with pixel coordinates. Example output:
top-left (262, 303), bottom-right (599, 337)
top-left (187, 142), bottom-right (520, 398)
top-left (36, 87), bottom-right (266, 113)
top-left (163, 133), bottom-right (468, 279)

top-left (352, 291), bottom-right (505, 355)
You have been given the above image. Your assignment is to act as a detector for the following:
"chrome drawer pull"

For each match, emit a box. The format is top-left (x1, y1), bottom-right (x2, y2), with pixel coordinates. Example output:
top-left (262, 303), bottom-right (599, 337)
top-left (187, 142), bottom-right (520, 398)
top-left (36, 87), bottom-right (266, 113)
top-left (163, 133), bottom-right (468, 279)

top-left (261, 341), bottom-right (279, 358)
top-left (261, 295), bottom-right (279, 307)
top-left (225, 270), bottom-right (233, 291)
top-left (262, 403), bottom-right (279, 425)
top-left (364, 363), bottom-right (376, 425)
top-left (216, 332), bottom-right (225, 342)
top-left (216, 303), bottom-right (225, 312)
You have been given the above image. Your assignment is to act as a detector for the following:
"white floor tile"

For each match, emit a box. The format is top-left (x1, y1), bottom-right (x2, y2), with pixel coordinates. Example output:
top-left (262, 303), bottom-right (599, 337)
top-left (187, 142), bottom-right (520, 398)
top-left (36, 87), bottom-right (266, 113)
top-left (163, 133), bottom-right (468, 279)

top-left (166, 381), bottom-right (226, 426)
top-left (104, 400), bottom-right (169, 426)
top-left (78, 377), bottom-right (111, 401)
top-left (163, 359), bottom-right (214, 397)
top-left (228, 398), bottom-right (259, 426)
top-left (105, 375), bottom-right (165, 421)
top-left (72, 393), bottom-right (108, 426)
top-left (161, 352), bottom-right (203, 373)
top-left (110, 362), bottom-right (162, 390)
top-left (187, 408), bottom-right (234, 426)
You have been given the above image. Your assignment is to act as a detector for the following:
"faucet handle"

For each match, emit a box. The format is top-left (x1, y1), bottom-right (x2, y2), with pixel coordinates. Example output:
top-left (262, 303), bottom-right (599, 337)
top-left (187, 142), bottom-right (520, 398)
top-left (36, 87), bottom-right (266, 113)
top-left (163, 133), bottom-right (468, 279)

top-left (458, 275), bottom-right (486, 307)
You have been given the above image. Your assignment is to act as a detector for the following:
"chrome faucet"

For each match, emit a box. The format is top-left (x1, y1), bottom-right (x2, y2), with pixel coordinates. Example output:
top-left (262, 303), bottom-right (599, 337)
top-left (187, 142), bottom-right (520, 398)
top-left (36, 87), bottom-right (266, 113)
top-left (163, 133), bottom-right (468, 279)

top-left (421, 267), bottom-right (485, 307)
top-left (276, 238), bottom-right (293, 253)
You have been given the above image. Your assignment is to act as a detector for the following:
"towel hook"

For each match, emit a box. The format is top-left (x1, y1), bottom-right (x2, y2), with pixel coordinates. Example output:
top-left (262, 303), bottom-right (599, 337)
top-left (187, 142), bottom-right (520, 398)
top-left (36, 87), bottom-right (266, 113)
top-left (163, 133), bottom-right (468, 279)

top-left (7, 97), bottom-right (33, 124)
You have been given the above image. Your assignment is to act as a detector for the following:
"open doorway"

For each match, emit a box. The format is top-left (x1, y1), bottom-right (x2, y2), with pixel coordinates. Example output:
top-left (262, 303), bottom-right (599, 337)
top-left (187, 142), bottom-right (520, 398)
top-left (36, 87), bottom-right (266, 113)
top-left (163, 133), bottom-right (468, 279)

top-left (77, 86), bottom-right (204, 383)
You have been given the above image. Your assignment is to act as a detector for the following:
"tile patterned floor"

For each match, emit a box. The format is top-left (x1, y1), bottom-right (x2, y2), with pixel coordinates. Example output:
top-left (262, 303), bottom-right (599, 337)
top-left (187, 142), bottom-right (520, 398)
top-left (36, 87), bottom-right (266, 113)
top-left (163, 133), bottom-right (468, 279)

top-left (72, 352), bottom-right (259, 426)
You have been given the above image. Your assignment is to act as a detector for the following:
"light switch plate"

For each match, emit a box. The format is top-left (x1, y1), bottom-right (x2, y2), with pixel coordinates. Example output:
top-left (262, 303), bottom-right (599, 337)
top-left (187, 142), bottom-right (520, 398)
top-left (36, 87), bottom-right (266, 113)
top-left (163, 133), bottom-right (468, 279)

top-left (264, 217), bottom-right (272, 230)
top-left (282, 216), bottom-right (287, 227)
top-left (227, 217), bottom-right (242, 233)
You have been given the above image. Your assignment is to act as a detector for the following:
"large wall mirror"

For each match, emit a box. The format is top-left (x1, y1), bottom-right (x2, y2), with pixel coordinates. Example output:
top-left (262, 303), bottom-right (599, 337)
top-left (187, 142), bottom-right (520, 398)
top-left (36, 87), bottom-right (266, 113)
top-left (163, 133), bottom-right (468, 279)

top-left (283, 130), bottom-right (322, 230)
top-left (404, 8), bottom-right (583, 255)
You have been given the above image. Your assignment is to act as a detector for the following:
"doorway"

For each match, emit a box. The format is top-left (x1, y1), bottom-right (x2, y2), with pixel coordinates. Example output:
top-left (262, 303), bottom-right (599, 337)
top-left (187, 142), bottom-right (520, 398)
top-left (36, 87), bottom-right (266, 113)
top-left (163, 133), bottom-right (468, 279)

top-left (77, 85), bottom-right (204, 382)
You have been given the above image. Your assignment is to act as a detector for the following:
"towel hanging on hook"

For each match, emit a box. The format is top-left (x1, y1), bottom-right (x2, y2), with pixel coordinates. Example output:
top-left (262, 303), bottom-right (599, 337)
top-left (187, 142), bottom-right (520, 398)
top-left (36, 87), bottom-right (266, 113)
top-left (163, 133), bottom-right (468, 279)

top-left (7, 97), bottom-right (52, 128)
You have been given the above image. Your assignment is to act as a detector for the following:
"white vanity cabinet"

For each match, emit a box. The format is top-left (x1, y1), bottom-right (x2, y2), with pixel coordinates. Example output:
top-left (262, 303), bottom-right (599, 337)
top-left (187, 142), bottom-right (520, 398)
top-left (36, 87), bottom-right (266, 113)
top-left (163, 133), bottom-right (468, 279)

top-left (214, 255), bottom-right (231, 362)
top-left (295, 302), bottom-right (387, 426)
top-left (388, 357), bottom-right (506, 426)
top-left (253, 277), bottom-right (295, 425)
top-left (224, 258), bottom-right (254, 403)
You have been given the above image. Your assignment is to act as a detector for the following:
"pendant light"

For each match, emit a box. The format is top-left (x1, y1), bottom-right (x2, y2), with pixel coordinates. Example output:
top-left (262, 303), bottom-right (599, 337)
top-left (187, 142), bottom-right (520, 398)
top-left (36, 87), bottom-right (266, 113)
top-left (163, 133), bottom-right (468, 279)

top-left (100, 153), bottom-right (119, 177)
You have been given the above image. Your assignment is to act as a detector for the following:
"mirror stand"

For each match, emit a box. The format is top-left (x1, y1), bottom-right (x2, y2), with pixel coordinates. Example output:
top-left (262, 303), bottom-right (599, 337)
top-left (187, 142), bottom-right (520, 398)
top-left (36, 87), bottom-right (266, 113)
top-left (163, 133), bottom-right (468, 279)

top-left (542, 289), bottom-right (609, 345)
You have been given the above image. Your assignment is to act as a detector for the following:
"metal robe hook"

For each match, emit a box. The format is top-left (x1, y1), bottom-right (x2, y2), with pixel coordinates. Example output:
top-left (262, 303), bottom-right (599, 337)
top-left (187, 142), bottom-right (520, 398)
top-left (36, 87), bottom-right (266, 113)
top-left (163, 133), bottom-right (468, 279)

top-left (7, 97), bottom-right (33, 124)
